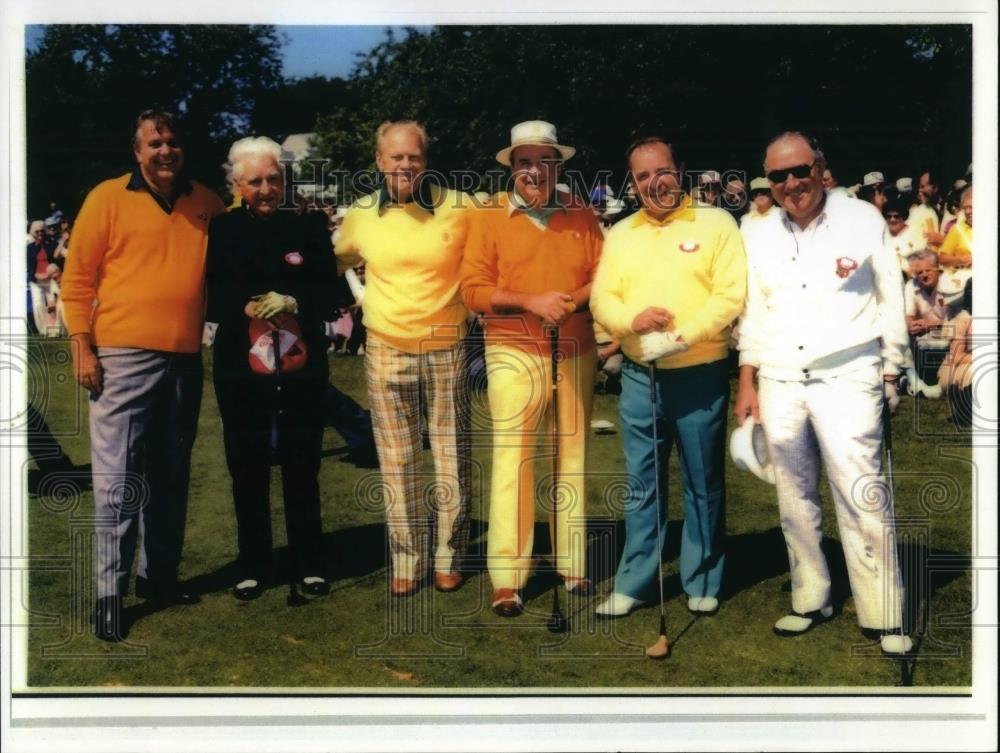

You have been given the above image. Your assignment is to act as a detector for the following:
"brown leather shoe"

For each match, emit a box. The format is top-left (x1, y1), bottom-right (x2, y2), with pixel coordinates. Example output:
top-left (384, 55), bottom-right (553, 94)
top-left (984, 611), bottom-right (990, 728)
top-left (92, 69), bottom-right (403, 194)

top-left (390, 578), bottom-right (420, 597)
top-left (563, 577), bottom-right (593, 596)
top-left (434, 571), bottom-right (464, 592)
top-left (491, 588), bottom-right (523, 617)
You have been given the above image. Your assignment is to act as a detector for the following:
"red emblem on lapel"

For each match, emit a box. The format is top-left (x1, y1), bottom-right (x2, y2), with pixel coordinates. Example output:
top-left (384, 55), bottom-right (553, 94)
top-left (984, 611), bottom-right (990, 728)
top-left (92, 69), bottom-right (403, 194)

top-left (284, 251), bottom-right (304, 266)
top-left (835, 256), bottom-right (858, 278)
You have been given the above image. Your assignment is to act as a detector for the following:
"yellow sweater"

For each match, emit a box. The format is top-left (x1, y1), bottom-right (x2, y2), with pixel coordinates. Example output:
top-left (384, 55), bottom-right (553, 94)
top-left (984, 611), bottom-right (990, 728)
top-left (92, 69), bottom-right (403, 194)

top-left (60, 173), bottom-right (225, 353)
top-left (590, 195), bottom-right (747, 369)
top-left (336, 184), bottom-right (471, 352)
top-left (939, 219), bottom-right (973, 262)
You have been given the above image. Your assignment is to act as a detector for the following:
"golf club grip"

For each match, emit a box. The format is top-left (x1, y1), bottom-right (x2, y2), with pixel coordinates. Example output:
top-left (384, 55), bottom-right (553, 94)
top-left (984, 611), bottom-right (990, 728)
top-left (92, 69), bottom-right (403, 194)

top-left (271, 328), bottom-right (281, 377)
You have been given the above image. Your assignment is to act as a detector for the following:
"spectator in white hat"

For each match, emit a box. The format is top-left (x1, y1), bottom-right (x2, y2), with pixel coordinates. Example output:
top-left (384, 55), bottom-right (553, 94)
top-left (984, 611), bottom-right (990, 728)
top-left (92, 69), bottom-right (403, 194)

top-left (740, 176), bottom-right (777, 226)
top-left (859, 171), bottom-right (886, 210)
top-left (697, 170), bottom-right (722, 207)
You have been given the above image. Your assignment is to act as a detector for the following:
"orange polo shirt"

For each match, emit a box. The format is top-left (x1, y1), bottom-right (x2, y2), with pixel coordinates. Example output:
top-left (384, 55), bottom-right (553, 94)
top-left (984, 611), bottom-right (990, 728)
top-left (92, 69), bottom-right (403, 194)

top-left (461, 191), bottom-right (603, 355)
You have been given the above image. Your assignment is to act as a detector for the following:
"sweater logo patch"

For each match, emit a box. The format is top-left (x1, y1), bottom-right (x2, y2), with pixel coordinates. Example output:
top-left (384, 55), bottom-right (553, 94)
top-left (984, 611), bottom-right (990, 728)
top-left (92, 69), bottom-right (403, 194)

top-left (679, 240), bottom-right (700, 253)
top-left (284, 251), bottom-right (304, 266)
top-left (835, 256), bottom-right (858, 278)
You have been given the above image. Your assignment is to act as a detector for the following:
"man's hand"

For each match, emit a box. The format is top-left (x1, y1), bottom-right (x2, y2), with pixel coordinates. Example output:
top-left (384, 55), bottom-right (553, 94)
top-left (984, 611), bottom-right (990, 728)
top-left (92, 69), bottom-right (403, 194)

top-left (631, 307), bottom-right (674, 334)
top-left (639, 331), bottom-right (687, 363)
top-left (527, 291), bottom-right (575, 326)
top-left (733, 367), bottom-right (760, 426)
top-left (923, 230), bottom-right (946, 247)
top-left (252, 292), bottom-right (297, 322)
top-left (597, 339), bottom-right (620, 361)
top-left (884, 380), bottom-right (901, 414)
top-left (71, 333), bottom-right (103, 395)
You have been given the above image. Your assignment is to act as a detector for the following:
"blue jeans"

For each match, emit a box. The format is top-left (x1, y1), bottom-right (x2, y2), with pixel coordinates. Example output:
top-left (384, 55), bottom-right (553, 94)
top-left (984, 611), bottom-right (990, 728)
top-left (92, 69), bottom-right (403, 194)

top-left (613, 357), bottom-right (729, 600)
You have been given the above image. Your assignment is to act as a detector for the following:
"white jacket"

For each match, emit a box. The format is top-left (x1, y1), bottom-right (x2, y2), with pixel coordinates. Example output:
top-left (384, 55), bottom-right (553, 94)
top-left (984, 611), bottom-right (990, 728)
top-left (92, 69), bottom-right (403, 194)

top-left (738, 190), bottom-right (909, 380)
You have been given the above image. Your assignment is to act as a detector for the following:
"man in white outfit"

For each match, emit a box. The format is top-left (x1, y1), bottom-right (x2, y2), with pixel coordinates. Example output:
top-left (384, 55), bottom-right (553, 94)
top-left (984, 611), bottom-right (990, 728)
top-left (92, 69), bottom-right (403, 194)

top-left (734, 132), bottom-right (913, 655)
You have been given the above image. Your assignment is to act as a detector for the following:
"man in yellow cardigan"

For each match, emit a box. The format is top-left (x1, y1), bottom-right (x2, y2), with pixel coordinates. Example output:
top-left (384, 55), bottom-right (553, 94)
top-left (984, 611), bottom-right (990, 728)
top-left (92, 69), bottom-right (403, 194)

top-left (336, 121), bottom-right (472, 598)
top-left (461, 121), bottom-right (603, 616)
top-left (590, 136), bottom-right (746, 618)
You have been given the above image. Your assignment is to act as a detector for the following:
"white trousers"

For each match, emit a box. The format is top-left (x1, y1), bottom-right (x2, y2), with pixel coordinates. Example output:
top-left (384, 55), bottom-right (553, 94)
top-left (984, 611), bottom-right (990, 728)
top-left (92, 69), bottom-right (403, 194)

top-left (758, 365), bottom-right (904, 630)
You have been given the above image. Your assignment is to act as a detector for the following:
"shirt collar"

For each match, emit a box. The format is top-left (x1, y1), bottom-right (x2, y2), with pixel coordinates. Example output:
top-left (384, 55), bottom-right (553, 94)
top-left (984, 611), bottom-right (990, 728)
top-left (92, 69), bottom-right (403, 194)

top-left (507, 187), bottom-right (568, 217)
top-left (126, 165), bottom-right (193, 214)
top-left (377, 180), bottom-right (437, 216)
top-left (631, 193), bottom-right (695, 227)
top-left (780, 191), bottom-right (829, 233)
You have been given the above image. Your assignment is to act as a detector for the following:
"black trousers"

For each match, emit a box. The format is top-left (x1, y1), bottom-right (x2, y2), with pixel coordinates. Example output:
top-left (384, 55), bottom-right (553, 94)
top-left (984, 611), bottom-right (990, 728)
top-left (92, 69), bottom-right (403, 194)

top-left (215, 375), bottom-right (326, 581)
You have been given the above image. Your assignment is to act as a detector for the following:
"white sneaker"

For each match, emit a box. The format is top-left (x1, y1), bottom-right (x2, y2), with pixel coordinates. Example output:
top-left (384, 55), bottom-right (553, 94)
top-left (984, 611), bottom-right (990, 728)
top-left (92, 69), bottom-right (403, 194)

top-left (880, 633), bottom-right (914, 655)
top-left (687, 596), bottom-right (719, 614)
top-left (595, 592), bottom-right (642, 617)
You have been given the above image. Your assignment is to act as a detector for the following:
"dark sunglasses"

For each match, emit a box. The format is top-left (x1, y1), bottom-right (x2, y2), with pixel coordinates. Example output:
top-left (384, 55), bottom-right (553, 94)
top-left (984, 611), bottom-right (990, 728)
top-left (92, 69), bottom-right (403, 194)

top-left (766, 163), bottom-right (815, 184)
top-left (750, 189), bottom-right (771, 198)
top-left (885, 212), bottom-right (903, 220)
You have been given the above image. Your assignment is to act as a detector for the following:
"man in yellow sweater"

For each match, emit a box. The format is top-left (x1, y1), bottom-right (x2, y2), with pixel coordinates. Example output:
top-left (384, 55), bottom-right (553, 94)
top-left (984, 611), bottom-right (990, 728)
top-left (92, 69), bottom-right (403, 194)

top-left (461, 121), bottom-right (603, 616)
top-left (590, 136), bottom-right (747, 618)
top-left (336, 121), bottom-right (472, 598)
top-left (60, 109), bottom-right (225, 641)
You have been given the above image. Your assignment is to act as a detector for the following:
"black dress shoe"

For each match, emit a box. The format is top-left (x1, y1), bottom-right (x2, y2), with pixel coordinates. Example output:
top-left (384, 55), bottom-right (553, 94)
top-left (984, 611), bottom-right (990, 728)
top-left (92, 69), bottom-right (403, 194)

top-left (300, 577), bottom-right (331, 597)
top-left (135, 576), bottom-right (201, 605)
top-left (94, 596), bottom-right (126, 642)
top-left (232, 579), bottom-right (264, 601)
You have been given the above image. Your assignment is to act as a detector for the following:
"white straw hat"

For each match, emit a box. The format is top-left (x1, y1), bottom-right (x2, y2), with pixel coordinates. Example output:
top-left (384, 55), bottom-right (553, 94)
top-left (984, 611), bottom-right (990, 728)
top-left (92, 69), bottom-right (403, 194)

top-left (729, 420), bottom-right (775, 484)
top-left (496, 120), bottom-right (575, 166)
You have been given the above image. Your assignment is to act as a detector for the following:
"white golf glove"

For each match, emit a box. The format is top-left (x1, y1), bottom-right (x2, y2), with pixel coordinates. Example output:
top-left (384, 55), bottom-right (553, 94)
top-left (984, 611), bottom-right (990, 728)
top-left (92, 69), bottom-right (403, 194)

top-left (884, 381), bottom-right (900, 414)
top-left (639, 331), bottom-right (688, 363)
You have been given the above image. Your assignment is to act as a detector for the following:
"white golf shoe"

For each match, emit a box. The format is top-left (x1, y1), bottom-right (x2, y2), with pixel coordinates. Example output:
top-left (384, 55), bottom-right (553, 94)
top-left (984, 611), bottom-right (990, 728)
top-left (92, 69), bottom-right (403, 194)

top-left (773, 605), bottom-right (834, 636)
top-left (595, 593), bottom-right (642, 617)
top-left (687, 596), bottom-right (719, 615)
top-left (880, 633), bottom-right (914, 655)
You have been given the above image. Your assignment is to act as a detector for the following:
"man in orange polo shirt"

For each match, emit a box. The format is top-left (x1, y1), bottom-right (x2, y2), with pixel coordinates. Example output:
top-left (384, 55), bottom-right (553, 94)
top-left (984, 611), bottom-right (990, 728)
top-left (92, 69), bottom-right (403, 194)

top-left (462, 121), bottom-right (603, 616)
top-left (61, 109), bottom-right (225, 641)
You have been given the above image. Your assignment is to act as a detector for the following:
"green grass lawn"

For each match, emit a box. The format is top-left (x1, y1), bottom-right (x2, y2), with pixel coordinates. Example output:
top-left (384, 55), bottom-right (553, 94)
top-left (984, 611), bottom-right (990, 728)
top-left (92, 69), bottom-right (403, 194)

top-left (22, 339), bottom-right (974, 690)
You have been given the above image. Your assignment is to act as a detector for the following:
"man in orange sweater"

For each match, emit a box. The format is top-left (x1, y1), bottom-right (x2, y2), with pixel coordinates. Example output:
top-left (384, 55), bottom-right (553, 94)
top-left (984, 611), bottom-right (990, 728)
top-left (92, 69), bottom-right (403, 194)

top-left (61, 109), bottom-right (225, 641)
top-left (461, 121), bottom-right (603, 616)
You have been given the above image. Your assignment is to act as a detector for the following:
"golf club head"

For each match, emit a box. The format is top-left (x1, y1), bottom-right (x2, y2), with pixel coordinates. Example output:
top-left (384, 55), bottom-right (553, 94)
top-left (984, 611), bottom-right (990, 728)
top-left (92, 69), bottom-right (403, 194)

top-left (547, 611), bottom-right (568, 633)
top-left (645, 635), bottom-right (671, 660)
top-left (287, 584), bottom-right (309, 607)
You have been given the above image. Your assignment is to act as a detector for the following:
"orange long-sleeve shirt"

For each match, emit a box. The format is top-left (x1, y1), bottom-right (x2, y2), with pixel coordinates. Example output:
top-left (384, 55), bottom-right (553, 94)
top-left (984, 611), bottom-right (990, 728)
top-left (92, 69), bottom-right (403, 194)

top-left (460, 192), bottom-right (603, 355)
top-left (61, 172), bottom-right (225, 353)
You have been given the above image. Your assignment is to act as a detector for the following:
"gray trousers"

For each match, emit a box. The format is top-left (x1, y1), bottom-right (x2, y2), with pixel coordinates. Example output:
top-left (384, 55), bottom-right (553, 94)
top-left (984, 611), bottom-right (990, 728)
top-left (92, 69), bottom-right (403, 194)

top-left (90, 347), bottom-right (202, 598)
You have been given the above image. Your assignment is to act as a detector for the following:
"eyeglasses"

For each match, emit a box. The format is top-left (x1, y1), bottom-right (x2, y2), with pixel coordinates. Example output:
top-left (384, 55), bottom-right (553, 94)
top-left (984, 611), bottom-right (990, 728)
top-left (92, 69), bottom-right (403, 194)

top-left (885, 212), bottom-right (903, 220)
top-left (766, 163), bottom-right (816, 184)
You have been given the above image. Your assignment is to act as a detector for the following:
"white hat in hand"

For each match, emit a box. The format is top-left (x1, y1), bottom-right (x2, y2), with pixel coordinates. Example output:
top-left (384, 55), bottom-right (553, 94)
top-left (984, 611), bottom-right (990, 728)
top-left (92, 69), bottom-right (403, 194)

top-left (639, 331), bottom-right (688, 363)
top-left (729, 419), bottom-right (775, 484)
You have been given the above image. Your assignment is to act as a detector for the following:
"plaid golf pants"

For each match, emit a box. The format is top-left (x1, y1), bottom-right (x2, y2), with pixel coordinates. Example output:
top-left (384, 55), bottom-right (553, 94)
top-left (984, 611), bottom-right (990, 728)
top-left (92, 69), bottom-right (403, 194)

top-left (364, 336), bottom-right (471, 580)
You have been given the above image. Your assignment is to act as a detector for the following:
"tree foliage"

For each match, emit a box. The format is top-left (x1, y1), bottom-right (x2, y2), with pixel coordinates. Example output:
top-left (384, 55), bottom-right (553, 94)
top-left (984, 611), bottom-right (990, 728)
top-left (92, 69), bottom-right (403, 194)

top-left (26, 24), bottom-right (283, 216)
top-left (310, 25), bottom-right (972, 200)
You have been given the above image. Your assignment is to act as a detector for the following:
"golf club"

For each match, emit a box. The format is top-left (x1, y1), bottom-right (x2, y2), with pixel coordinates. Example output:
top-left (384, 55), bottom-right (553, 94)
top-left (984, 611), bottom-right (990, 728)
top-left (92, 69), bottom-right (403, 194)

top-left (547, 326), bottom-right (567, 634)
top-left (882, 380), bottom-right (909, 681)
top-left (645, 362), bottom-right (670, 660)
top-left (272, 325), bottom-right (308, 608)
